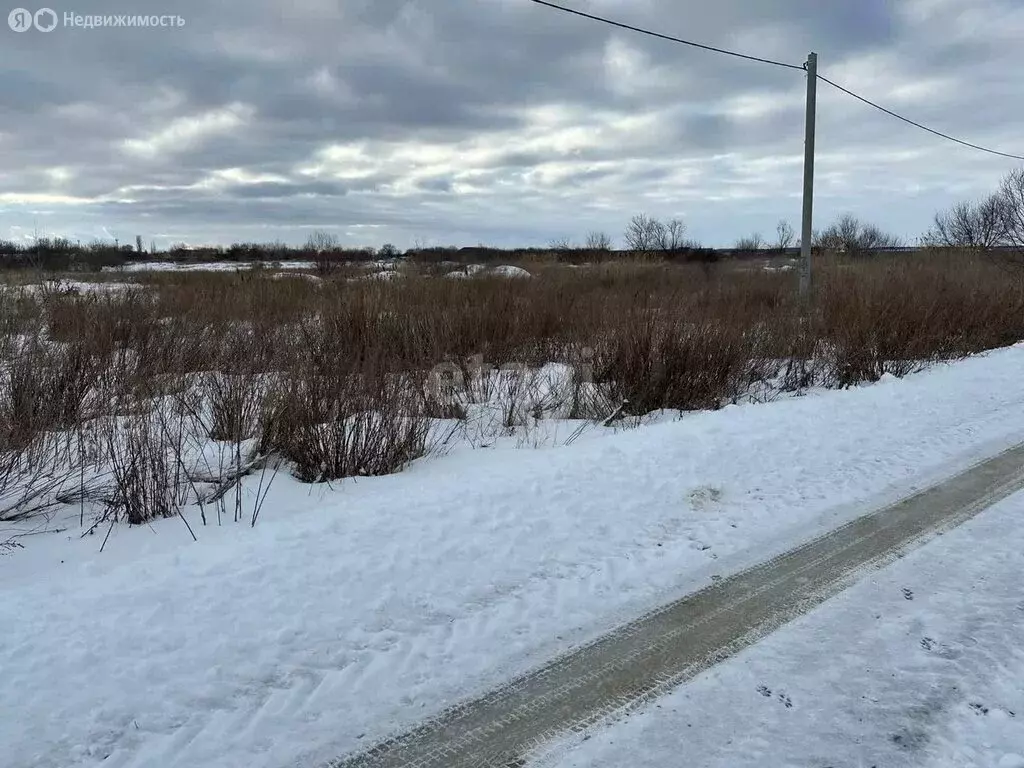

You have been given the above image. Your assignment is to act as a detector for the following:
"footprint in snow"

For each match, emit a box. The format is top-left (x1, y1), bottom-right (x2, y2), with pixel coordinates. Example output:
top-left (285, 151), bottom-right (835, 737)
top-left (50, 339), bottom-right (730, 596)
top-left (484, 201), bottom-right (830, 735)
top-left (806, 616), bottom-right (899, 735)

top-left (920, 637), bottom-right (959, 659)
top-left (902, 588), bottom-right (914, 601)
top-left (688, 486), bottom-right (723, 509)
top-left (756, 685), bottom-right (792, 708)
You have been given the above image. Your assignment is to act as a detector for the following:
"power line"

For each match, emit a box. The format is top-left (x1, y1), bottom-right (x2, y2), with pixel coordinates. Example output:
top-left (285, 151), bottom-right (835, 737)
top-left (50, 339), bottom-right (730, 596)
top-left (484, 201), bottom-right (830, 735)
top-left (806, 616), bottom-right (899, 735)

top-left (815, 74), bottom-right (1024, 162)
top-left (527, 0), bottom-right (1024, 163)
top-left (526, 0), bottom-right (805, 71)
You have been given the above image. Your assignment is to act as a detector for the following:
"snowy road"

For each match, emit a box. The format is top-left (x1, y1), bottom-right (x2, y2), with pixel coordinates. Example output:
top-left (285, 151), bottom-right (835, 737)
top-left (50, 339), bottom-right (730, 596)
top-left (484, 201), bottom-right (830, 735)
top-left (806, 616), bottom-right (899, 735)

top-left (535, 486), bottom-right (1024, 768)
top-left (332, 443), bottom-right (1024, 767)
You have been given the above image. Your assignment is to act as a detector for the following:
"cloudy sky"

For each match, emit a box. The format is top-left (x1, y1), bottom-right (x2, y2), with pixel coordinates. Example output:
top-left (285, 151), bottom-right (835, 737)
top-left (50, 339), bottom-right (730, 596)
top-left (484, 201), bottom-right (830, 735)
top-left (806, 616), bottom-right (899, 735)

top-left (1, 0), bottom-right (1022, 249)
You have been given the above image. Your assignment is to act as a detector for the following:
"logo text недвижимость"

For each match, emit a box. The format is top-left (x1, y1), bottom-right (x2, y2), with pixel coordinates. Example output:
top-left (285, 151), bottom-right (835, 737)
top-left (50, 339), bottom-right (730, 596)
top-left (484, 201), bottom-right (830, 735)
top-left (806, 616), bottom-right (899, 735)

top-left (8, 8), bottom-right (185, 32)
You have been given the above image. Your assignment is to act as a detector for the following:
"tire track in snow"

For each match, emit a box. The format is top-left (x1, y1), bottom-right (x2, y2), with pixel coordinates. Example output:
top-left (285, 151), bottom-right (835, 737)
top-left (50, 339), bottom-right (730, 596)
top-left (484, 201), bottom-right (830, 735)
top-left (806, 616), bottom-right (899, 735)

top-left (327, 443), bottom-right (1024, 768)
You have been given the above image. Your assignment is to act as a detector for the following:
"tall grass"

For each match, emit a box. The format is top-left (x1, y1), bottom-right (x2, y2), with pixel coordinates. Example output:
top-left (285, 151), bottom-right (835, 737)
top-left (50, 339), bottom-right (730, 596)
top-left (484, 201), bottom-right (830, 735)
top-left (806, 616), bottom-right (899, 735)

top-left (1, 251), bottom-right (1023, 526)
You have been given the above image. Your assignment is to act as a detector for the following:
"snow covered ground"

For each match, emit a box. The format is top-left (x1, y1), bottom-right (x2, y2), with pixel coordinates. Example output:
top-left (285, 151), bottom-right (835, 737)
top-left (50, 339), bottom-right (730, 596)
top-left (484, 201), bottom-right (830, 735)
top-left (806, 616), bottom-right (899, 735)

top-left (445, 264), bottom-right (533, 279)
top-left (5, 345), bottom-right (1024, 768)
top-left (0, 280), bottom-right (140, 295)
top-left (102, 260), bottom-right (318, 273)
top-left (101, 259), bottom-right (402, 274)
top-left (532, 487), bottom-right (1024, 768)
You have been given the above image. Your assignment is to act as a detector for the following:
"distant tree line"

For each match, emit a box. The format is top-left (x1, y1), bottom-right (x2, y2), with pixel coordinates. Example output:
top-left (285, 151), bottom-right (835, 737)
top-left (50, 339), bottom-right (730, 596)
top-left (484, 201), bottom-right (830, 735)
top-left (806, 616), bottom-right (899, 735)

top-left (4, 167), bottom-right (1023, 273)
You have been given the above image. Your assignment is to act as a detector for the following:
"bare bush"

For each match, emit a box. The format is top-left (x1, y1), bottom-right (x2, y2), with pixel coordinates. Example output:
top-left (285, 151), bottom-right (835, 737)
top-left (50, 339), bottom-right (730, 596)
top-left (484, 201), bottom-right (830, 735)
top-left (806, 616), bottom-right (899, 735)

top-left (549, 237), bottom-right (574, 256)
top-left (1000, 167), bottom-right (1024, 249)
top-left (585, 231), bottom-right (613, 252)
top-left (268, 369), bottom-right (429, 483)
top-left (101, 413), bottom-right (179, 526)
top-left (1, 339), bottom-right (104, 451)
top-left (592, 307), bottom-right (761, 415)
top-left (0, 431), bottom-right (88, 522)
top-left (815, 213), bottom-right (902, 256)
top-left (923, 195), bottom-right (1008, 251)
top-left (817, 254), bottom-right (1024, 385)
top-left (204, 372), bottom-right (264, 443)
top-left (914, 167), bottom-right (1024, 269)
top-left (735, 233), bottom-right (766, 252)
top-left (306, 230), bottom-right (343, 276)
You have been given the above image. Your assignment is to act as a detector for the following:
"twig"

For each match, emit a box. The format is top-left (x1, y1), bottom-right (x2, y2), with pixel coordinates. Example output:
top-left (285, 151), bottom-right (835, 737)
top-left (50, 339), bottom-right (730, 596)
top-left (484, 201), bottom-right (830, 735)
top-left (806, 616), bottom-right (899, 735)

top-left (80, 516), bottom-right (106, 539)
top-left (176, 507), bottom-right (197, 541)
top-left (250, 454), bottom-right (280, 528)
top-left (564, 421), bottom-right (589, 446)
top-left (99, 519), bottom-right (115, 553)
top-left (601, 400), bottom-right (630, 428)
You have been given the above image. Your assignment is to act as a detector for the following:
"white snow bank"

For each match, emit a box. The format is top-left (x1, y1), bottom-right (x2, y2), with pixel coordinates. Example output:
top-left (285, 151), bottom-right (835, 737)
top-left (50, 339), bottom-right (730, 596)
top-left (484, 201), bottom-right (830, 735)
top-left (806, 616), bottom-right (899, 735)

top-left (6, 346), bottom-right (1024, 767)
top-left (491, 265), bottom-right (532, 279)
top-left (352, 269), bottom-right (402, 281)
top-left (445, 264), bottom-right (531, 279)
top-left (104, 261), bottom-right (317, 273)
top-left (444, 263), bottom-right (487, 279)
top-left (1, 280), bottom-right (142, 295)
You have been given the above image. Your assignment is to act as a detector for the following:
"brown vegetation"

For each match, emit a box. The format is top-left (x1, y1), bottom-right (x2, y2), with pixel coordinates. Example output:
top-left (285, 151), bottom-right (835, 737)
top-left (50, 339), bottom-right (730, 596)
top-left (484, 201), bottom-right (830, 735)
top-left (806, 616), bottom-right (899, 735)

top-left (1, 249), bottom-right (1023, 527)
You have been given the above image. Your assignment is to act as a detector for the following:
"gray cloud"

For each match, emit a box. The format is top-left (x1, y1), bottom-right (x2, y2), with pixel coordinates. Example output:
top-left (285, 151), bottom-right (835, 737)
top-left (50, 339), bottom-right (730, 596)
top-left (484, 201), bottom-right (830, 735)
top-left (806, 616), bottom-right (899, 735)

top-left (0, 0), bottom-right (1021, 248)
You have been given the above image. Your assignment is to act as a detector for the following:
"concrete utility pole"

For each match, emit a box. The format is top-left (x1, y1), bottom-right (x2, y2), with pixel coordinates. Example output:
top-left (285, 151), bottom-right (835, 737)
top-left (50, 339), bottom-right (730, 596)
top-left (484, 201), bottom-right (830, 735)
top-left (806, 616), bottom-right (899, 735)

top-left (799, 52), bottom-right (818, 298)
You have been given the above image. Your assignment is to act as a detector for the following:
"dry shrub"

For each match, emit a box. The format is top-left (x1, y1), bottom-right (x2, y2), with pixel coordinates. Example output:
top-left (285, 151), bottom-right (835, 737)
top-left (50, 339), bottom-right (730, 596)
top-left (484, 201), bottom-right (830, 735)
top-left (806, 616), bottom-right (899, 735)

top-left (204, 371), bottom-right (265, 443)
top-left (4, 252), bottom-right (1024, 526)
top-left (102, 413), bottom-right (179, 526)
top-left (817, 254), bottom-right (1024, 385)
top-left (0, 430), bottom-right (85, 522)
top-left (593, 310), bottom-right (759, 414)
top-left (265, 368), bottom-right (428, 483)
top-left (0, 339), bottom-right (105, 451)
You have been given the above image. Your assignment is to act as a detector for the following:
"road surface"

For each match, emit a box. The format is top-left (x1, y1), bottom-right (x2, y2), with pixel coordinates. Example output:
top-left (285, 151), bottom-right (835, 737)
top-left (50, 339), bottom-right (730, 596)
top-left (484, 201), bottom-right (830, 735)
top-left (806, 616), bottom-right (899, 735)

top-left (329, 443), bottom-right (1024, 768)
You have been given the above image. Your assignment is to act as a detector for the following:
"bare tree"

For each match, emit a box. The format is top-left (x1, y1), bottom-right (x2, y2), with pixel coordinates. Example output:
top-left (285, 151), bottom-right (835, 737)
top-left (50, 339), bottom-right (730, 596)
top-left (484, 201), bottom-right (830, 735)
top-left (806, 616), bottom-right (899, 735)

top-left (775, 219), bottom-right (795, 251)
top-left (923, 195), bottom-right (1008, 251)
top-left (735, 232), bottom-right (765, 252)
top-left (549, 237), bottom-right (574, 253)
top-left (624, 214), bottom-right (663, 252)
top-left (585, 231), bottom-right (613, 251)
top-left (999, 167), bottom-right (1024, 249)
top-left (306, 230), bottom-right (341, 276)
top-left (624, 214), bottom-right (691, 253)
top-left (306, 230), bottom-right (339, 252)
top-left (815, 213), bottom-right (902, 256)
top-left (656, 218), bottom-right (688, 251)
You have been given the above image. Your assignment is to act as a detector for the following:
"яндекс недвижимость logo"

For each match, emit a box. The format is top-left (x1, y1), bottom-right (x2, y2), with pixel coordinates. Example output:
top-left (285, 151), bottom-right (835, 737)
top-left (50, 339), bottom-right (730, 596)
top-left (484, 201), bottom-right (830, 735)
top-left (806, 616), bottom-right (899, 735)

top-left (8, 7), bottom-right (57, 31)
top-left (8, 8), bottom-right (184, 31)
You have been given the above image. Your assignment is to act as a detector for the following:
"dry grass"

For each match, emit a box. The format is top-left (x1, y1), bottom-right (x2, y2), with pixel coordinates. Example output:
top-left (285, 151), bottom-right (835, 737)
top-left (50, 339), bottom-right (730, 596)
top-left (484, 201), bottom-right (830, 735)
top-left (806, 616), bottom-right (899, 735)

top-left (1, 250), bottom-right (1023, 525)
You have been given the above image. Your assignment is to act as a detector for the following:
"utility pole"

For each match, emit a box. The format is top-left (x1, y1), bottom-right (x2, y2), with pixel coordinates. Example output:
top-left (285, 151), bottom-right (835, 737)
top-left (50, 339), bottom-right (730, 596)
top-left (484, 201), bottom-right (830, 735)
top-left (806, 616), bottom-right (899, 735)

top-left (799, 52), bottom-right (818, 299)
